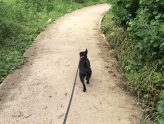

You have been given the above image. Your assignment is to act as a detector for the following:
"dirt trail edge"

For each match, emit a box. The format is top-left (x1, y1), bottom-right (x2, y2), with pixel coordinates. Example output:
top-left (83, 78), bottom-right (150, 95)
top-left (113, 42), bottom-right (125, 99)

top-left (0, 4), bottom-right (142, 124)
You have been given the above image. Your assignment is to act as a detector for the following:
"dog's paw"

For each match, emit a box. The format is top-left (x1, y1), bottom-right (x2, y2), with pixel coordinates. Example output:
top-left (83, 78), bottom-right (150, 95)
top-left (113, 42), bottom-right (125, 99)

top-left (83, 89), bottom-right (86, 92)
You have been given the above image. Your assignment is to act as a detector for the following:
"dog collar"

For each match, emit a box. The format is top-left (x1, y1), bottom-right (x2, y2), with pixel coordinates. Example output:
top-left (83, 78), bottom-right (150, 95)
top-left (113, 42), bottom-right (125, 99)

top-left (80, 56), bottom-right (85, 61)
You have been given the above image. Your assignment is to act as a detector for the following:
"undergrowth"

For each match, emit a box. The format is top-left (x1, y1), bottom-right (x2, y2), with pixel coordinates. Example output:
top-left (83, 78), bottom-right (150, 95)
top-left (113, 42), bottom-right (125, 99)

top-left (101, 8), bottom-right (164, 124)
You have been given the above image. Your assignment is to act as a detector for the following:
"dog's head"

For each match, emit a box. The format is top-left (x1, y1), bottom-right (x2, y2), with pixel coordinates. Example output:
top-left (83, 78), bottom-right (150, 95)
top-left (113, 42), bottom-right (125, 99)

top-left (79, 49), bottom-right (88, 58)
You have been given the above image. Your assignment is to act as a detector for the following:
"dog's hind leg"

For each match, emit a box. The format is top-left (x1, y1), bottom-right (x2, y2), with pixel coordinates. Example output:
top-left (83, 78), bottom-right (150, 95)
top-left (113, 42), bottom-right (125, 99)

top-left (80, 75), bottom-right (86, 92)
top-left (86, 77), bottom-right (90, 84)
top-left (86, 71), bottom-right (92, 84)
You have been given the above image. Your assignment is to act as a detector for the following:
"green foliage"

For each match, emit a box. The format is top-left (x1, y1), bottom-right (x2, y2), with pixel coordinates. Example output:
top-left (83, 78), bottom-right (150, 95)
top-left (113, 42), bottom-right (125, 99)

top-left (19, 0), bottom-right (57, 12)
top-left (75, 0), bottom-right (105, 3)
top-left (102, 0), bottom-right (164, 121)
top-left (111, 0), bottom-right (139, 27)
top-left (111, 0), bottom-right (164, 65)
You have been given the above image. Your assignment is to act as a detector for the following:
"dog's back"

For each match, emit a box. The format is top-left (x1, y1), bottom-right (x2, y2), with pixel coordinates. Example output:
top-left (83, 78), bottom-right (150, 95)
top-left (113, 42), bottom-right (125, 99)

top-left (79, 58), bottom-right (91, 76)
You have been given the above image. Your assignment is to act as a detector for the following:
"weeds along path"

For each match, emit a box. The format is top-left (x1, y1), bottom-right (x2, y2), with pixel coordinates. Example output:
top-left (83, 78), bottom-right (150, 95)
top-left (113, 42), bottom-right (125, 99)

top-left (0, 4), bottom-right (142, 124)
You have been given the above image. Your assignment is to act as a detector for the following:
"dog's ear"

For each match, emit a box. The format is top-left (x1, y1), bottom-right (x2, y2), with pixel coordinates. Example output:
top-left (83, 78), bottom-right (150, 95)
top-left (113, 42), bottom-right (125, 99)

top-left (85, 49), bottom-right (88, 54)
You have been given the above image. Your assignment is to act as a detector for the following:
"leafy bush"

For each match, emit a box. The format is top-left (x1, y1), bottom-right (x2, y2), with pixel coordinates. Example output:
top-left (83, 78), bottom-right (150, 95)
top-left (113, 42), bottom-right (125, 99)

top-left (111, 0), bottom-right (139, 27)
top-left (102, 0), bottom-right (164, 122)
top-left (111, 0), bottom-right (164, 64)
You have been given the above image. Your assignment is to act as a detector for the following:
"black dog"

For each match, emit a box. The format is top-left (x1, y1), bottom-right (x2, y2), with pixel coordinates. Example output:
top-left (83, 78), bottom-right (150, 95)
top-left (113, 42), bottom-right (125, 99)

top-left (79, 49), bottom-right (92, 92)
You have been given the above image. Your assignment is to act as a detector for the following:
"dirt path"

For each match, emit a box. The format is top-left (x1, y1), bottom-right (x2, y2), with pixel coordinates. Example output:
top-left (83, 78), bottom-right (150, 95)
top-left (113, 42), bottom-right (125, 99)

top-left (0, 4), bottom-right (142, 124)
